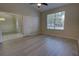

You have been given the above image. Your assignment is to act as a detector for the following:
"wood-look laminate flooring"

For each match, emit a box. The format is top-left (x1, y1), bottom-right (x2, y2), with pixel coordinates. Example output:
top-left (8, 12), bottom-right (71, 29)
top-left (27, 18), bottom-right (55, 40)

top-left (0, 35), bottom-right (78, 56)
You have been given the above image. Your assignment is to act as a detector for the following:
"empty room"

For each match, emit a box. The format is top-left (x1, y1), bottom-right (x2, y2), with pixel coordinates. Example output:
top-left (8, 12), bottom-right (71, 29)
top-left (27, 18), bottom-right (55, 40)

top-left (0, 3), bottom-right (79, 56)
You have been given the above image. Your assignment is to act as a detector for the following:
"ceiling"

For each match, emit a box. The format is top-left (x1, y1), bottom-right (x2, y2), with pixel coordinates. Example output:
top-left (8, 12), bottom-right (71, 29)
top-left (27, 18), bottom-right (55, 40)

top-left (0, 3), bottom-right (70, 13)
top-left (28, 3), bottom-right (69, 12)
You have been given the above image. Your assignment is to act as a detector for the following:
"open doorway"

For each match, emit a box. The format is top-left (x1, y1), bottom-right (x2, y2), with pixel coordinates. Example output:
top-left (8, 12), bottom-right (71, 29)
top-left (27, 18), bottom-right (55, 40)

top-left (0, 12), bottom-right (23, 42)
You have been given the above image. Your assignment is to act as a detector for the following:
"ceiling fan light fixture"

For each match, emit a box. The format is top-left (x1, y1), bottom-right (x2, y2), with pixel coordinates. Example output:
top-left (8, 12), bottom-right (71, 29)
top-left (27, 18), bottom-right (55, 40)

top-left (30, 3), bottom-right (48, 8)
top-left (37, 3), bottom-right (41, 7)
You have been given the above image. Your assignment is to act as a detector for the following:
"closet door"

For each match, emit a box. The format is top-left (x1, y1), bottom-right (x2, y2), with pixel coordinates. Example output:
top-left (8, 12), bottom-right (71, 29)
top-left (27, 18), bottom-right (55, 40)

top-left (23, 16), bottom-right (33, 36)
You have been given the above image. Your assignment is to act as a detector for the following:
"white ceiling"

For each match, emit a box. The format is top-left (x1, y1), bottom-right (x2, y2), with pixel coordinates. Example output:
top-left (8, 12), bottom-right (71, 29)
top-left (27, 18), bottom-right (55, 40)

top-left (0, 3), bottom-right (70, 13)
top-left (28, 3), bottom-right (69, 12)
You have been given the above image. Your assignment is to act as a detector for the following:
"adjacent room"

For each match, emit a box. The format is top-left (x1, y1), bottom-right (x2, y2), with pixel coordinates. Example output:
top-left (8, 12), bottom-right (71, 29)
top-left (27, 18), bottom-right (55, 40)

top-left (0, 3), bottom-right (79, 56)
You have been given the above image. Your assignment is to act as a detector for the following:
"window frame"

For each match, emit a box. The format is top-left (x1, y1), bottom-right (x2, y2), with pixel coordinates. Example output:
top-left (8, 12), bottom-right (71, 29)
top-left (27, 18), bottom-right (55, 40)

top-left (46, 11), bottom-right (65, 31)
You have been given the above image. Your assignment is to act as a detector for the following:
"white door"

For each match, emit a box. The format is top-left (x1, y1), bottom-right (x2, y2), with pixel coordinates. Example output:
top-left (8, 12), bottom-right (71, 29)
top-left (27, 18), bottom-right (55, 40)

top-left (23, 16), bottom-right (33, 36)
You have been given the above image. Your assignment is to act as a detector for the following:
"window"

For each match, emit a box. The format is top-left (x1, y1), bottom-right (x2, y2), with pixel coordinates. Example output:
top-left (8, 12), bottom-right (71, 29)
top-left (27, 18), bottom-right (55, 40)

top-left (47, 11), bottom-right (65, 30)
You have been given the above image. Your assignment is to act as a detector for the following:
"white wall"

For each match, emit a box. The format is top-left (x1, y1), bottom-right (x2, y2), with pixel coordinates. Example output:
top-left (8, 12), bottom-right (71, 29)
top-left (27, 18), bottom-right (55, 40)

top-left (15, 15), bottom-right (23, 33)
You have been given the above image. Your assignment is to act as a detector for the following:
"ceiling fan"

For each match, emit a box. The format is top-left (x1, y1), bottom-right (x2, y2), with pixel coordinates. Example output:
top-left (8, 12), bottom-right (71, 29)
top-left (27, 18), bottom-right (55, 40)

top-left (30, 3), bottom-right (48, 8)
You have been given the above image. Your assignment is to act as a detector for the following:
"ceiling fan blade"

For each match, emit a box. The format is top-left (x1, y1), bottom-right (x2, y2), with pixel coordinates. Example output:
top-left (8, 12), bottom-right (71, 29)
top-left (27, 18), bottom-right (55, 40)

top-left (42, 3), bottom-right (48, 6)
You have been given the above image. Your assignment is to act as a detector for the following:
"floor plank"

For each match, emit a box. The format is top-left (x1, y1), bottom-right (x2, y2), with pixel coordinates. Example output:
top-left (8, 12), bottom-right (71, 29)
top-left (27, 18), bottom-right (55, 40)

top-left (0, 35), bottom-right (78, 56)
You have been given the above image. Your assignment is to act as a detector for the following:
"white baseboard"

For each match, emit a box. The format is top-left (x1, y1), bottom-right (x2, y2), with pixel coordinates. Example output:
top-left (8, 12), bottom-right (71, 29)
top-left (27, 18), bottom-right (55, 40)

top-left (42, 33), bottom-right (78, 41)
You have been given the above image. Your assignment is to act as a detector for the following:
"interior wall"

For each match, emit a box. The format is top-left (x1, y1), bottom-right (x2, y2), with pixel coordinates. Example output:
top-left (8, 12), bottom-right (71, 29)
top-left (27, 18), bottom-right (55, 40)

top-left (40, 4), bottom-right (79, 40)
top-left (15, 15), bottom-right (23, 33)
top-left (0, 3), bottom-right (40, 36)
